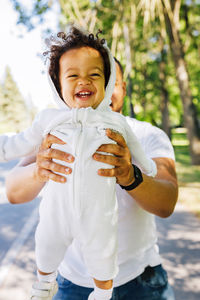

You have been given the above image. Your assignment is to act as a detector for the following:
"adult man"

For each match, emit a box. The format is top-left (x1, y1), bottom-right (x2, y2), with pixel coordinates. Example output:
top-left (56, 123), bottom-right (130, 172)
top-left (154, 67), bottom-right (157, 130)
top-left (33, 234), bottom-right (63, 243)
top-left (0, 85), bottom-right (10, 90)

top-left (6, 58), bottom-right (178, 300)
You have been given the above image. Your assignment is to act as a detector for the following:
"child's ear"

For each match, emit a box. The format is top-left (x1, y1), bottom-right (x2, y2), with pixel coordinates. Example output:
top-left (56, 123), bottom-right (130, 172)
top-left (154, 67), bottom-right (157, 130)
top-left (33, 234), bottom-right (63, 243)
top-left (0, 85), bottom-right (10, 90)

top-left (122, 81), bottom-right (126, 97)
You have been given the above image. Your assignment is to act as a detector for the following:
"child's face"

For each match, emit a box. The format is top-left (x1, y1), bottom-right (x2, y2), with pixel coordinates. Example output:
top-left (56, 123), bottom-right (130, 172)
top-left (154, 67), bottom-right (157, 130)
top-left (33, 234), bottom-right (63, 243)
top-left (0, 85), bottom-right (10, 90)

top-left (59, 46), bottom-right (105, 109)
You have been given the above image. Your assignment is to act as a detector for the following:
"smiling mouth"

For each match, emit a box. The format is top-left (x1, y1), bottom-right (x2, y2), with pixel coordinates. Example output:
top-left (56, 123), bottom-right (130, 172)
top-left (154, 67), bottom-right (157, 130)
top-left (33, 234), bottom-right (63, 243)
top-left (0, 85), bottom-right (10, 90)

top-left (75, 91), bottom-right (93, 98)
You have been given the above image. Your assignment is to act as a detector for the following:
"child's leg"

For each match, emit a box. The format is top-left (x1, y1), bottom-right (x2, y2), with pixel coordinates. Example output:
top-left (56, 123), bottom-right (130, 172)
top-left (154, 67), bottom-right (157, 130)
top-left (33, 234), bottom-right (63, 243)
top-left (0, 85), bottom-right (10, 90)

top-left (31, 201), bottom-right (72, 299)
top-left (88, 278), bottom-right (113, 300)
top-left (78, 165), bottom-right (117, 300)
top-left (94, 278), bottom-right (113, 290)
top-left (37, 269), bottom-right (57, 282)
top-left (31, 229), bottom-right (70, 299)
top-left (30, 269), bottom-right (58, 300)
top-left (35, 192), bottom-right (73, 273)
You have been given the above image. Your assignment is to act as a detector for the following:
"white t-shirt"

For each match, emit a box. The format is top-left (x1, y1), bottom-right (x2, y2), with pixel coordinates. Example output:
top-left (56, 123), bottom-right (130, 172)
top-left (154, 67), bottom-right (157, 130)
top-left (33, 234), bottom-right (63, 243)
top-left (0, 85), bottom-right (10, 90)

top-left (58, 117), bottom-right (175, 288)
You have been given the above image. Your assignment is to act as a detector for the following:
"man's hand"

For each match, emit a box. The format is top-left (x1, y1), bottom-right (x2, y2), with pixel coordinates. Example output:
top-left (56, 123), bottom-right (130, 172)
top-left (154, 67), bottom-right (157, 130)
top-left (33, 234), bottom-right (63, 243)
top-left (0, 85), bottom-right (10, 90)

top-left (93, 129), bottom-right (134, 186)
top-left (34, 134), bottom-right (75, 183)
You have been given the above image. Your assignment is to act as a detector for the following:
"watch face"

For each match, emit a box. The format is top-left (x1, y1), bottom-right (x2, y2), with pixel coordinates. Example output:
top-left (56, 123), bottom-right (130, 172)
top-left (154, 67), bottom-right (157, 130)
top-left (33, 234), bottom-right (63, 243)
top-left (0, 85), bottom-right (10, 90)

top-left (133, 165), bottom-right (143, 184)
top-left (135, 166), bottom-right (142, 180)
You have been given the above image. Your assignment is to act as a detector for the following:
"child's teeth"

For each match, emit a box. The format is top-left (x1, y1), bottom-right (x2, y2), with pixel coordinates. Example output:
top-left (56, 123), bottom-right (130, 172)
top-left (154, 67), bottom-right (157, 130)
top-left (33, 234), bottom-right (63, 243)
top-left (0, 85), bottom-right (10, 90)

top-left (77, 92), bottom-right (91, 97)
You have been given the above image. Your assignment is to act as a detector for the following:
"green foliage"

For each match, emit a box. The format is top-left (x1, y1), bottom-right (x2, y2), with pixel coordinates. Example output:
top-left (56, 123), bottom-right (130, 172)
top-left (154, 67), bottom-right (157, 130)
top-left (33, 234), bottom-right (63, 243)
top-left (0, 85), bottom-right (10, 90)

top-left (179, 1), bottom-right (200, 115)
top-left (8, 0), bottom-right (200, 126)
top-left (0, 67), bottom-right (31, 133)
top-left (122, 96), bottom-right (132, 116)
top-left (10, 0), bottom-right (51, 31)
top-left (172, 129), bottom-right (200, 181)
top-left (8, 0), bottom-right (200, 163)
top-left (172, 128), bottom-right (200, 217)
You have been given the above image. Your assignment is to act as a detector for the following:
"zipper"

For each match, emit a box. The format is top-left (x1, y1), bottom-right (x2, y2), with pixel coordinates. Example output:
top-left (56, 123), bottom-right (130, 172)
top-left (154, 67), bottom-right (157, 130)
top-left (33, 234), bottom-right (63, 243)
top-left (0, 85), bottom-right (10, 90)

top-left (73, 110), bottom-right (84, 218)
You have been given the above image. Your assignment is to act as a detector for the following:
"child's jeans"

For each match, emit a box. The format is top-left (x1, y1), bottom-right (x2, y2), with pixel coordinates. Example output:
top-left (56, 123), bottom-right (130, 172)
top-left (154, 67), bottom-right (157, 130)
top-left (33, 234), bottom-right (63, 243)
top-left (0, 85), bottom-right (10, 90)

top-left (53, 264), bottom-right (175, 300)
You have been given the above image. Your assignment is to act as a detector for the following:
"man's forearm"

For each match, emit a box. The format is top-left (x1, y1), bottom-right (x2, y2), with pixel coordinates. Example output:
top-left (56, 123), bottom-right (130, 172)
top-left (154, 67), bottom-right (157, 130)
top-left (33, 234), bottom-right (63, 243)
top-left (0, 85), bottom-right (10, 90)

top-left (128, 175), bottom-right (178, 218)
top-left (6, 161), bottom-right (45, 204)
top-left (127, 158), bottom-right (178, 218)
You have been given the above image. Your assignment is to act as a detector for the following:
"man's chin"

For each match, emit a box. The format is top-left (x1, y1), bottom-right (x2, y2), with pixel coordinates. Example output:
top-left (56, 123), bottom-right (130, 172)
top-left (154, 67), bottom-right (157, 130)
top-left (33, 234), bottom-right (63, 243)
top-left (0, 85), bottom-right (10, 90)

top-left (110, 105), bottom-right (121, 113)
top-left (110, 104), bottom-right (114, 110)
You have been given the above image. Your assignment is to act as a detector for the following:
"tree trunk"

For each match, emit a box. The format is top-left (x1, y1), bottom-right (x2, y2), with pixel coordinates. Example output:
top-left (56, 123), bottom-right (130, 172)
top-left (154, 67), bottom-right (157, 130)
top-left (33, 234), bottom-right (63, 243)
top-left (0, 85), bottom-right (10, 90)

top-left (164, 1), bottom-right (200, 164)
top-left (123, 22), bottom-right (135, 118)
top-left (159, 62), bottom-right (171, 139)
top-left (127, 75), bottom-right (135, 118)
top-left (159, 39), bottom-right (171, 139)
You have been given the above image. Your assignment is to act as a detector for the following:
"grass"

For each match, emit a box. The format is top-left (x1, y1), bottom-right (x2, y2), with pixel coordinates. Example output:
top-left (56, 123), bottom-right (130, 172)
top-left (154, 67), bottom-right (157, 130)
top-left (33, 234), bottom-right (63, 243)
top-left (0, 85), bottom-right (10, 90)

top-left (172, 128), bottom-right (200, 218)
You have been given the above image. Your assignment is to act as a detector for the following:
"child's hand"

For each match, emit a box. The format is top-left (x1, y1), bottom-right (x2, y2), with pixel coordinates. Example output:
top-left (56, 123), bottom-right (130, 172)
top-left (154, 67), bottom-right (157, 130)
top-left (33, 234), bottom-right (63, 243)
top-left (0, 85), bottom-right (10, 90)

top-left (34, 134), bottom-right (75, 183)
top-left (92, 129), bottom-right (135, 187)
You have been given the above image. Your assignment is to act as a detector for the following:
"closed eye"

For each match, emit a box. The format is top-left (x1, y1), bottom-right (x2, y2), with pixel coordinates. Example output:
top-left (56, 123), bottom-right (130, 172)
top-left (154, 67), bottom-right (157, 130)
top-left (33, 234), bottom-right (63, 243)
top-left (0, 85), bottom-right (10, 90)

top-left (90, 73), bottom-right (101, 77)
top-left (68, 74), bottom-right (77, 78)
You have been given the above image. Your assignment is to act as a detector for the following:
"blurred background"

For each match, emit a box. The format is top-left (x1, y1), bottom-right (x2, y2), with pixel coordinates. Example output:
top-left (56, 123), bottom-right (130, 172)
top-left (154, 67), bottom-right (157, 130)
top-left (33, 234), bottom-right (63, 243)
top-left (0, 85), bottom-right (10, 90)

top-left (1, 0), bottom-right (200, 213)
top-left (0, 0), bottom-right (200, 299)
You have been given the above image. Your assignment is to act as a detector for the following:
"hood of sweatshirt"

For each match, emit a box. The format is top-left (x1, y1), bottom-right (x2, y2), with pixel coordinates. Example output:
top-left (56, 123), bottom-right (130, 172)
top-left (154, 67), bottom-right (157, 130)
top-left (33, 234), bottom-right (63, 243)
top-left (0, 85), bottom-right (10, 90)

top-left (47, 40), bottom-right (116, 112)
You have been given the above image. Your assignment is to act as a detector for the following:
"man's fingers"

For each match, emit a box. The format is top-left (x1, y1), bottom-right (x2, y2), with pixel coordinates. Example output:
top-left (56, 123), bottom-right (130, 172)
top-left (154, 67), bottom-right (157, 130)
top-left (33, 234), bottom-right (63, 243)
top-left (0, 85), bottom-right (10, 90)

top-left (35, 134), bottom-right (74, 183)
top-left (93, 153), bottom-right (125, 166)
top-left (98, 167), bottom-right (125, 177)
top-left (48, 172), bottom-right (67, 183)
top-left (41, 134), bottom-right (66, 149)
top-left (93, 129), bottom-right (133, 185)
top-left (37, 168), bottom-right (67, 183)
top-left (96, 144), bottom-right (126, 157)
top-left (39, 148), bottom-right (74, 163)
top-left (98, 168), bottom-right (115, 177)
top-left (106, 129), bottom-right (127, 147)
top-left (39, 160), bottom-right (72, 175)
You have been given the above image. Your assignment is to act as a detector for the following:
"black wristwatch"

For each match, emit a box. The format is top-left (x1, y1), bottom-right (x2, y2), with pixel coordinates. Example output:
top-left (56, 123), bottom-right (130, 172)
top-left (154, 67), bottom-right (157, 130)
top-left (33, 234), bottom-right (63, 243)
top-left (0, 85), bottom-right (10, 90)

top-left (120, 164), bottom-right (143, 191)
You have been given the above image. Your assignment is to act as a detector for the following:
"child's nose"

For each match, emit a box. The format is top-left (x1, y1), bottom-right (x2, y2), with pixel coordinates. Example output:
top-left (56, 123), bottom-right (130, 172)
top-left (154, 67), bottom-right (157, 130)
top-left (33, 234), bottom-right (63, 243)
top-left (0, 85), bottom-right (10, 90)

top-left (78, 76), bottom-right (91, 85)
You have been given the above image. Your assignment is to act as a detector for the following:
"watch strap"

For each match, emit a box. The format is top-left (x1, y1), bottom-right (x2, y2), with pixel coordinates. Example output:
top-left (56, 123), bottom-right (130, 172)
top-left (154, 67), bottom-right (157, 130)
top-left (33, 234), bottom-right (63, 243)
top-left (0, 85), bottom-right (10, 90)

top-left (120, 164), bottom-right (143, 191)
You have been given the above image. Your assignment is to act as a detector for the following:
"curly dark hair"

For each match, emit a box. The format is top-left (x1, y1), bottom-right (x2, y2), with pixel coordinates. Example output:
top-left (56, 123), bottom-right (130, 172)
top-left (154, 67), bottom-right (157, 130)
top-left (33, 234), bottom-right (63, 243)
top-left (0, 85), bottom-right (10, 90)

top-left (44, 26), bottom-right (110, 100)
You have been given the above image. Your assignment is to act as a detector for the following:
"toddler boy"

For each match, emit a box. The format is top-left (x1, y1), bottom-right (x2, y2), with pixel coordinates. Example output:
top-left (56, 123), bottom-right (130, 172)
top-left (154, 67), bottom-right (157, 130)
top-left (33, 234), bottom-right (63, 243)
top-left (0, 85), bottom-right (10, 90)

top-left (0, 26), bottom-right (156, 300)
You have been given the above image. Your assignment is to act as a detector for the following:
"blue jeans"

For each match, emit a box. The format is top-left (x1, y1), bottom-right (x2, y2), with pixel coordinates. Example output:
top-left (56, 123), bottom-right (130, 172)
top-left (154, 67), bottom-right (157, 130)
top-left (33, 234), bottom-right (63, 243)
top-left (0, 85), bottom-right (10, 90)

top-left (53, 265), bottom-right (175, 299)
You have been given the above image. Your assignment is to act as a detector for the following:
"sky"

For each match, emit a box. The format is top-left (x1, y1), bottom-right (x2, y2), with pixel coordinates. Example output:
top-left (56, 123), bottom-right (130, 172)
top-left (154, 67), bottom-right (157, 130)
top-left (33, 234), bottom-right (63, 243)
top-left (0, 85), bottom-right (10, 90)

top-left (0, 0), bottom-right (59, 110)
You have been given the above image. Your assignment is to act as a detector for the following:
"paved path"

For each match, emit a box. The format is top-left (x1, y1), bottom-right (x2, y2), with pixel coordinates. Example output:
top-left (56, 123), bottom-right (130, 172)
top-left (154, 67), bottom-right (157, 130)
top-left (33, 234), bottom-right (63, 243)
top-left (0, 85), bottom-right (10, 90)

top-left (0, 160), bottom-right (199, 299)
top-left (156, 203), bottom-right (200, 300)
top-left (0, 201), bottom-right (199, 299)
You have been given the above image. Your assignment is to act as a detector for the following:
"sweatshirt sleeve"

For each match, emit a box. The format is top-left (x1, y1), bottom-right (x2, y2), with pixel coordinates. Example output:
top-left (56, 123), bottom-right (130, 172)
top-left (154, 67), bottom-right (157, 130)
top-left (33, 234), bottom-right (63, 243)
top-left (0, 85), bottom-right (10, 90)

top-left (0, 110), bottom-right (48, 162)
top-left (124, 121), bottom-right (157, 177)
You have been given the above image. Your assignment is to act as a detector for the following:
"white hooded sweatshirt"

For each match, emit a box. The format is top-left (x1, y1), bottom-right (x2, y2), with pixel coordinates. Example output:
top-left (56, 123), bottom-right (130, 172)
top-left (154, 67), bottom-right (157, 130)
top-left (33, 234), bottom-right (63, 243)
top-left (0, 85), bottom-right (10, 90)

top-left (0, 42), bottom-right (158, 280)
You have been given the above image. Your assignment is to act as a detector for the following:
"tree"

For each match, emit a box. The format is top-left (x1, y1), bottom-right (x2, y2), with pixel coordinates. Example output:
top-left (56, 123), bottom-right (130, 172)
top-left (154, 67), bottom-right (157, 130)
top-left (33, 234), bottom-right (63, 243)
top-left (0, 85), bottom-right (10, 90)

top-left (10, 0), bottom-right (51, 31)
top-left (0, 83), bottom-right (5, 131)
top-left (58, 0), bottom-right (136, 117)
top-left (137, 0), bottom-right (200, 164)
top-left (9, 0), bottom-right (200, 164)
top-left (158, 39), bottom-right (171, 138)
top-left (0, 66), bottom-right (30, 133)
top-left (163, 0), bottom-right (200, 164)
